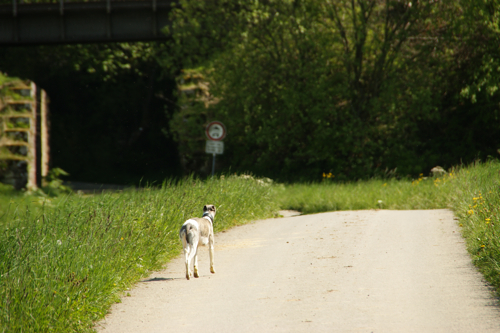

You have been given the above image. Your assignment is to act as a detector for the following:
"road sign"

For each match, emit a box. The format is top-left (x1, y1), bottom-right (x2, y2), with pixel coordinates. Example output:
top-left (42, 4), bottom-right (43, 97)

top-left (205, 121), bottom-right (226, 176)
top-left (205, 140), bottom-right (224, 155)
top-left (206, 121), bottom-right (226, 141)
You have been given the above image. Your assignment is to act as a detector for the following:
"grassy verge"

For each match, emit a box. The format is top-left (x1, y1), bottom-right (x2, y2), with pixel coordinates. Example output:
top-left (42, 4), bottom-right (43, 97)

top-left (447, 161), bottom-right (500, 293)
top-left (0, 183), bottom-right (46, 221)
top-left (276, 174), bottom-right (454, 214)
top-left (0, 175), bottom-right (278, 332)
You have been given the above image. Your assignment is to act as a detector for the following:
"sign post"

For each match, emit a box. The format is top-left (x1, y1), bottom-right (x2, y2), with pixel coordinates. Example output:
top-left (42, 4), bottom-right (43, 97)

top-left (205, 121), bottom-right (226, 176)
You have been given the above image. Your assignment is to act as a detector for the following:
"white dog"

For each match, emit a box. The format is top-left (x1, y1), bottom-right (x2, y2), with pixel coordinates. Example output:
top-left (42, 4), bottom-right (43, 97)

top-left (179, 205), bottom-right (216, 280)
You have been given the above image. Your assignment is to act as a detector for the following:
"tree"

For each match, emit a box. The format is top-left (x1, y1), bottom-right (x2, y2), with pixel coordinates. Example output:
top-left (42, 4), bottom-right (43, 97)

top-left (168, 0), bottom-right (461, 179)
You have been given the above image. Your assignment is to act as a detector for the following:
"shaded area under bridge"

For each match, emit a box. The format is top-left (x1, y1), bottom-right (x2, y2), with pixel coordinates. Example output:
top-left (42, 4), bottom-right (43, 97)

top-left (0, 0), bottom-right (173, 45)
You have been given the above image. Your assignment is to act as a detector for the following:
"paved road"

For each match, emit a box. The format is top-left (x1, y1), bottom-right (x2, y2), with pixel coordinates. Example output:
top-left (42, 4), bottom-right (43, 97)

top-left (96, 210), bottom-right (500, 332)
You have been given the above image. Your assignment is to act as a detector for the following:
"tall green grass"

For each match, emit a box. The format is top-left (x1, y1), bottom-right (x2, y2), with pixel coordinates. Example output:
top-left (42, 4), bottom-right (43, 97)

top-left (0, 175), bottom-right (278, 332)
top-left (276, 174), bottom-right (453, 214)
top-left (0, 183), bottom-right (45, 223)
top-left (447, 161), bottom-right (500, 292)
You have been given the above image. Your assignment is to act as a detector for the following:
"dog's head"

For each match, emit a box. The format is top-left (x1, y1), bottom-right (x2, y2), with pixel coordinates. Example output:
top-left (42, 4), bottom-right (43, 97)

top-left (203, 204), bottom-right (216, 217)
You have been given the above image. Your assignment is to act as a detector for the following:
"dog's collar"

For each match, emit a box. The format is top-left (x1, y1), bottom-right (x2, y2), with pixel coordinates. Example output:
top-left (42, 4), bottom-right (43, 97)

top-left (202, 212), bottom-right (214, 224)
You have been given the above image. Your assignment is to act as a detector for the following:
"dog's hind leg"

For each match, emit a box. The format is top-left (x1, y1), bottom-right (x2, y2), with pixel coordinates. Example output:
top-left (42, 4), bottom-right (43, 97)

top-left (180, 231), bottom-right (192, 280)
top-left (187, 244), bottom-right (197, 278)
top-left (193, 248), bottom-right (199, 278)
top-left (209, 234), bottom-right (216, 274)
top-left (184, 246), bottom-right (192, 280)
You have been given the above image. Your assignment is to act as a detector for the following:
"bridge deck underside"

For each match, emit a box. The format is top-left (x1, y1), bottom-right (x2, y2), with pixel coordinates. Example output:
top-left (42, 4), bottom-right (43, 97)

top-left (0, 1), bottom-right (172, 45)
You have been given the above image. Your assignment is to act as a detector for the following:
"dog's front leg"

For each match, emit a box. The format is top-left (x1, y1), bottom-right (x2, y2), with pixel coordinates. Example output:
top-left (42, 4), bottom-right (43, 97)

top-left (209, 234), bottom-right (216, 274)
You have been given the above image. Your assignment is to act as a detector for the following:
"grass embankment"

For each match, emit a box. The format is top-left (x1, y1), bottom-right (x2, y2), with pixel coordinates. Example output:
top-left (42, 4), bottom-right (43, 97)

top-left (276, 175), bottom-right (451, 214)
top-left (0, 176), bottom-right (278, 332)
top-left (447, 161), bottom-right (500, 293)
top-left (278, 160), bottom-right (500, 297)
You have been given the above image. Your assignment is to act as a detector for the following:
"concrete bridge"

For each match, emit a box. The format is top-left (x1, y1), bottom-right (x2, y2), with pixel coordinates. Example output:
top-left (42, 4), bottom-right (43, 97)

top-left (0, 0), bottom-right (173, 45)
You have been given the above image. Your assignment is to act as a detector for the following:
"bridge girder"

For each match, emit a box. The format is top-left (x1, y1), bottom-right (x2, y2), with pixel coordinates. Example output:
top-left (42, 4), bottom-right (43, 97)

top-left (0, 0), bottom-right (173, 45)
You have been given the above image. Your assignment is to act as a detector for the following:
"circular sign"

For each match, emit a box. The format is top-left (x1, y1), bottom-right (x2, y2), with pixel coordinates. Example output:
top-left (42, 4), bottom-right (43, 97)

top-left (205, 121), bottom-right (226, 141)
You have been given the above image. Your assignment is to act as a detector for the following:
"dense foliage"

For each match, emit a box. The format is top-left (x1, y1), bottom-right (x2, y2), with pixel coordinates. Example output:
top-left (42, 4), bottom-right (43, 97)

top-left (167, 0), bottom-right (500, 180)
top-left (0, 0), bottom-right (499, 183)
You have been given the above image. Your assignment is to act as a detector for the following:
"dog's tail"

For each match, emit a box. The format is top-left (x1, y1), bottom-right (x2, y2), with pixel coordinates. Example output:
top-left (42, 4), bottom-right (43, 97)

top-left (186, 224), bottom-right (195, 245)
top-left (179, 223), bottom-right (196, 247)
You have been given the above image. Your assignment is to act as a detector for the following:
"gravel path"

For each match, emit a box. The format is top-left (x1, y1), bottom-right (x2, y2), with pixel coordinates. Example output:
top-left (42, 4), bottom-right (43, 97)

top-left (96, 209), bottom-right (500, 332)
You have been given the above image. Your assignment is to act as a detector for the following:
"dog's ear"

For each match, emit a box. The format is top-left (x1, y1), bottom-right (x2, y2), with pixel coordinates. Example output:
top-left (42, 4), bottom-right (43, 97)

top-left (203, 205), bottom-right (208, 212)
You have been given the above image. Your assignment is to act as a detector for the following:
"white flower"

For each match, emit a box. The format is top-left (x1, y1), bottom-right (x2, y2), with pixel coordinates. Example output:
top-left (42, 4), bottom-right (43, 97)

top-left (57, 240), bottom-right (62, 246)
